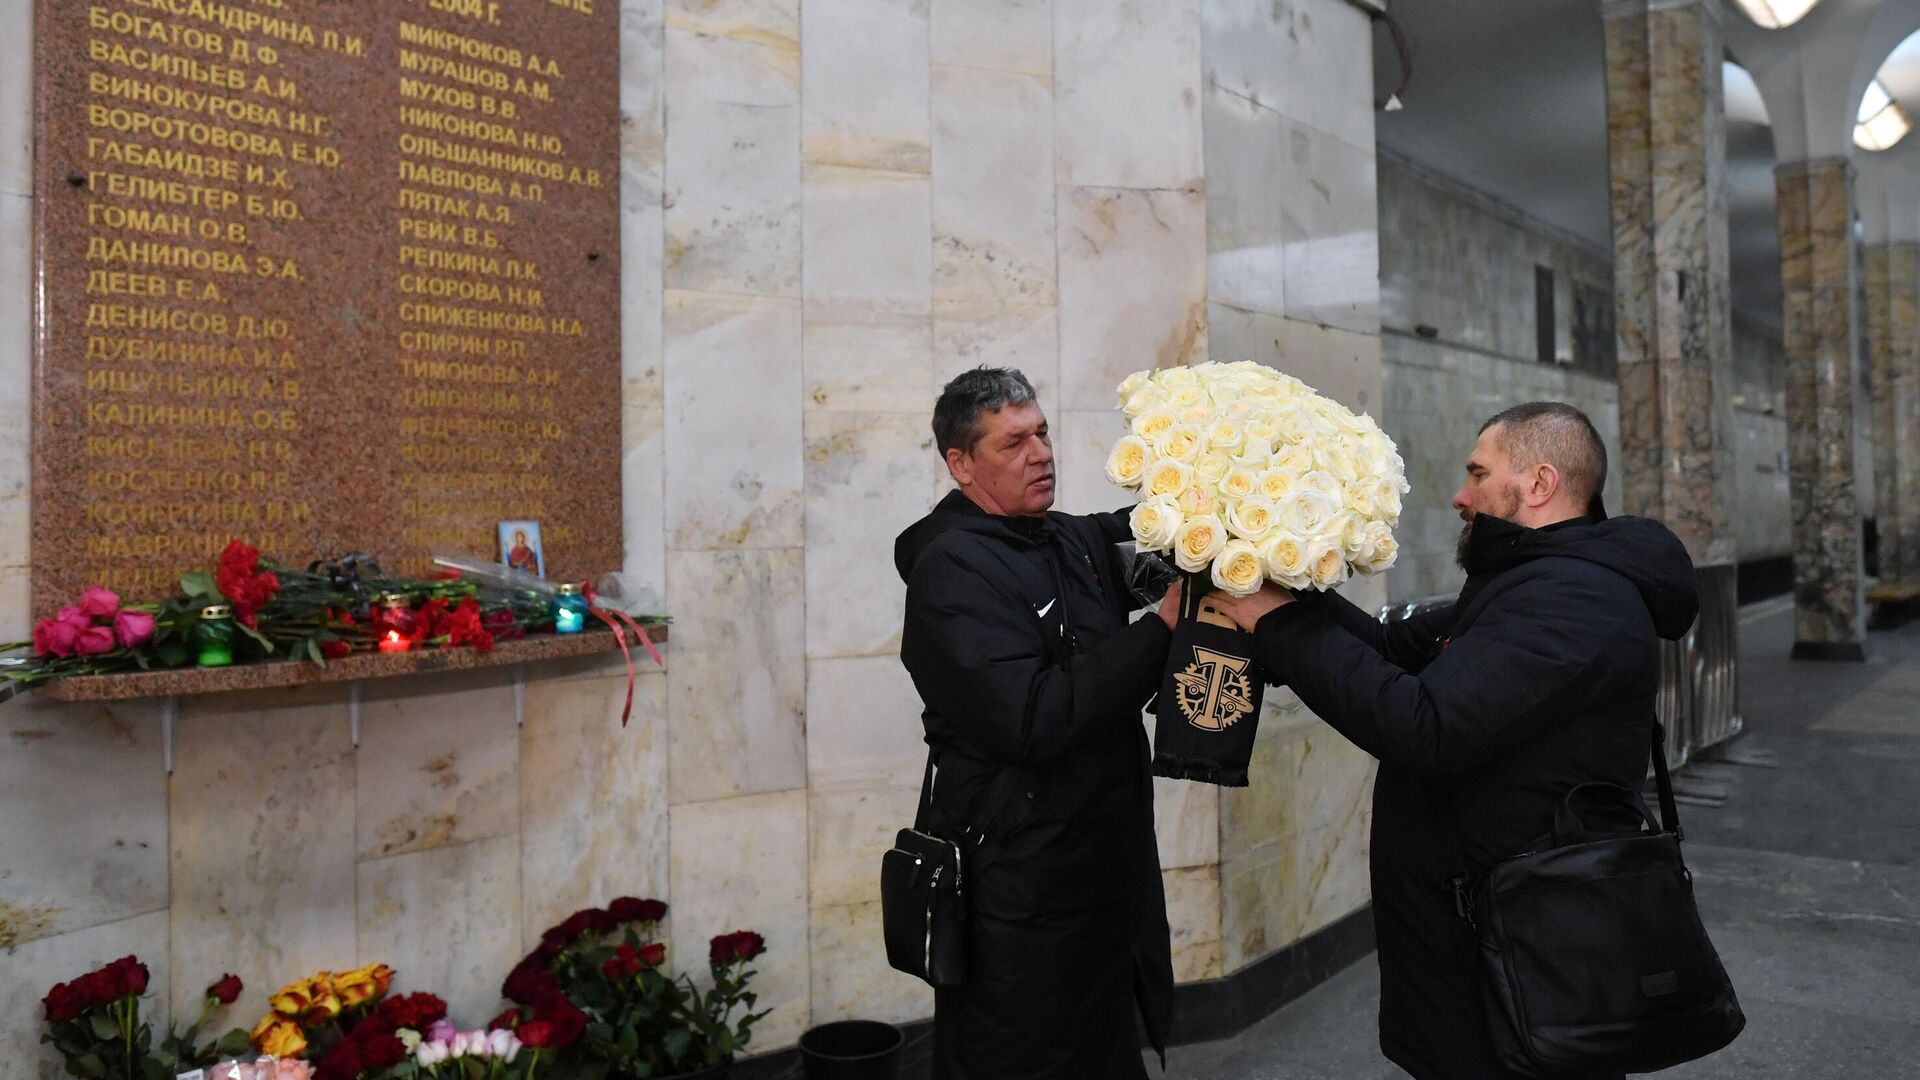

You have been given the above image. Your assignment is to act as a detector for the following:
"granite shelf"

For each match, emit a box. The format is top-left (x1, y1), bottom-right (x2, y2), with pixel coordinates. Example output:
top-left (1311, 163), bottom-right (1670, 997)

top-left (34, 624), bottom-right (668, 703)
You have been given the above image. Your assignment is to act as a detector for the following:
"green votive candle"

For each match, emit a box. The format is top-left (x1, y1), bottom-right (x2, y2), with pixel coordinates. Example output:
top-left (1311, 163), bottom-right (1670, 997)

top-left (194, 604), bottom-right (236, 667)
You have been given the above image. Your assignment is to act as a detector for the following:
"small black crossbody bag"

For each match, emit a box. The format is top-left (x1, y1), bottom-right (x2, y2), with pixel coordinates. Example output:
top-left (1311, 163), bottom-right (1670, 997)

top-left (880, 754), bottom-right (968, 987)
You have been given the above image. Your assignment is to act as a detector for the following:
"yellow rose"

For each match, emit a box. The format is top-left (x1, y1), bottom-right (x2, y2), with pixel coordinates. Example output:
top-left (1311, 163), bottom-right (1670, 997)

top-left (1132, 408), bottom-right (1177, 440)
top-left (1194, 453), bottom-right (1232, 483)
top-left (1105, 435), bottom-right (1153, 488)
top-left (1305, 538), bottom-right (1350, 590)
top-left (268, 980), bottom-right (313, 1019)
top-left (1130, 495), bottom-right (1184, 551)
top-left (1153, 423), bottom-right (1204, 463)
top-left (1220, 465), bottom-right (1260, 502)
top-left (252, 1016), bottom-right (308, 1059)
top-left (1257, 468), bottom-right (1297, 502)
top-left (1211, 539), bottom-right (1267, 597)
top-left (1177, 483), bottom-right (1218, 518)
top-left (1173, 514), bottom-right (1227, 573)
top-left (1261, 533), bottom-right (1312, 590)
top-left (1226, 496), bottom-right (1279, 542)
top-left (331, 963), bottom-right (393, 1009)
top-left (300, 976), bottom-right (342, 1023)
top-left (1143, 459), bottom-right (1193, 499)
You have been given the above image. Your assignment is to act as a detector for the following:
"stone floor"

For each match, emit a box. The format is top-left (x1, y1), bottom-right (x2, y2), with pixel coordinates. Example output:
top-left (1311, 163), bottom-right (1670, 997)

top-left (1154, 596), bottom-right (1920, 1079)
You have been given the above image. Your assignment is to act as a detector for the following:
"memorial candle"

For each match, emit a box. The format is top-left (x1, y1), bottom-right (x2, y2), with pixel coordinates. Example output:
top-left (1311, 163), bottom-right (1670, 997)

top-left (193, 605), bottom-right (235, 667)
top-left (554, 583), bottom-right (588, 634)
top-left (378, 629), bottom-right (410, 653)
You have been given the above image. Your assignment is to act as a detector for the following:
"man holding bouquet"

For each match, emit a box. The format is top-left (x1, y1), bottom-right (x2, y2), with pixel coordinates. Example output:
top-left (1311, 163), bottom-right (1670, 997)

top-left (1214, 403), bottom-right (1701, 1080)
top-left (894, 367), bottom-right (1181, 1079)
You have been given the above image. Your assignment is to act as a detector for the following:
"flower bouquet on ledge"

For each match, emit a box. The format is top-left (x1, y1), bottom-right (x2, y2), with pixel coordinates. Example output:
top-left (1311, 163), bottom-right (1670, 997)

top-left (498, 897), bottom-right (770, 1079)
top-left (1105, 361), bottom-right (1408, 787)
top-left (40, 957), bottom-right (251, 1080)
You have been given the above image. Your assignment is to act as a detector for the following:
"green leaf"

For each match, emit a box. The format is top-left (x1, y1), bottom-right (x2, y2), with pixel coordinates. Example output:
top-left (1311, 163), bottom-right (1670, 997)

top-left (213, 1028), bottom-right (251, 1056)
top-left (74, 1053), bottom-right (109, 1079)
top-left (180, 571), bottom-right (216, 598)
top-left (237, 621), bottom-right (274, 652)
top-left (88, 1013), bottom-right (119, 1041)
top-left (305, 638), bottom-right (324, 666)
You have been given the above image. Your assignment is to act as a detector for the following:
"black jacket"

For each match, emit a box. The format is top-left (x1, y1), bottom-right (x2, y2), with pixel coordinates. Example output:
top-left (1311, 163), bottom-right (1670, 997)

top-left (895, 490), bottom-right (1174, 1079)
top-left (1249, 512), bottom-right (1699, 1080)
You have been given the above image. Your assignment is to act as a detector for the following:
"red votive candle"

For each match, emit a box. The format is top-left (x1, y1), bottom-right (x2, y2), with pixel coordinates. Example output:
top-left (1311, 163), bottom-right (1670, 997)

top-left (378, 629), bottom-right (409, 653)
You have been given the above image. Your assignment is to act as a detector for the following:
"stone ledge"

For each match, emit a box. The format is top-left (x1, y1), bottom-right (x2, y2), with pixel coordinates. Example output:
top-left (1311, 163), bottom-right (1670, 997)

top-left (34, 625), bottom-right (668, 703)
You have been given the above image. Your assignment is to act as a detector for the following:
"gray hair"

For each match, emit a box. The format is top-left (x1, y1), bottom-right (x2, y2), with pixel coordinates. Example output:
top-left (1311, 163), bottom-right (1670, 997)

top-left (1479, 401), bottom-right (1607, 507)
top-left (932, 367), bottom-right (1038, 454)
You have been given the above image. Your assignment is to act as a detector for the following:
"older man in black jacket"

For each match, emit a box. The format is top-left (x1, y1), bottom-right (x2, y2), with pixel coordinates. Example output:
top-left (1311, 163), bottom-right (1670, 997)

top-left (1216, 402), bottom-right (1700, 1080)
top-left (894, 367), bottom-right (1180, 1080)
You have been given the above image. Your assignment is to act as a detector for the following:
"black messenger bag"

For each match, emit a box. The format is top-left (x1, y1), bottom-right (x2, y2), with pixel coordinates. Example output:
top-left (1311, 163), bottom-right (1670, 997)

top-left (880, 754), bottom-right (967, 987)
top-left (1459, 723), bottom-right (1745, 1076)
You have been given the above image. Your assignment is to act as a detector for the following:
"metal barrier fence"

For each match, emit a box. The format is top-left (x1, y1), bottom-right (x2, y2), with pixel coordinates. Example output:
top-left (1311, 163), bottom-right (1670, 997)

top-left (1378, 560), bottom-right (1742, 769)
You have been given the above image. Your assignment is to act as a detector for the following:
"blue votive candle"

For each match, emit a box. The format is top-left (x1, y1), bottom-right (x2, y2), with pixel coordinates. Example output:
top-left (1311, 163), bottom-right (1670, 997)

top-left (554, 583), bottom-right (588, 634)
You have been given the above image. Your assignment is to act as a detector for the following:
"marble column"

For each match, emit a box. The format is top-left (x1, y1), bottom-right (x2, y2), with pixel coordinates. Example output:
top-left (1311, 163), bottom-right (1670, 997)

top-left (1891, 244), bottom-right (1920, 585)
top-left (1865, 244), bottom-right (1903, 584)
top-left (1601, 0), bottom-right (1737, 568)
top-left (1777, 158), bottom-right (1866, 660)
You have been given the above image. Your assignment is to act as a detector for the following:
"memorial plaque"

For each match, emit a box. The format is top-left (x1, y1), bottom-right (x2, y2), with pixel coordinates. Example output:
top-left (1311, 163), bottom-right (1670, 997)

top-left (33, 0), bottom-right (623, 607)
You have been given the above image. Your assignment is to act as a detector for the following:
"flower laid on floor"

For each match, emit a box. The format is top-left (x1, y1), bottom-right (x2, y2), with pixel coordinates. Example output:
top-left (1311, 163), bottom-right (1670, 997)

top-left (40, 959), bottom-right (250, 1080)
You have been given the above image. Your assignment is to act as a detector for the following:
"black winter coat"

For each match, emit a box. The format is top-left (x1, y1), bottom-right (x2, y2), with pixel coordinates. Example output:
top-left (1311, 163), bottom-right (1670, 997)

top-left (1249, 512), bottom-right (1699, 1080)
top-left (895, 490), bottom-right (1175, 1080)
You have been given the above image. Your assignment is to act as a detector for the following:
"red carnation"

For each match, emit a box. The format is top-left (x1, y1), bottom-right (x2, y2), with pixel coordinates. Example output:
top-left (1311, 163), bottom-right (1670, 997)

top-left (42, 981), bottom-right (87, 1022)
top-left (517, 1020), bottom-right (555, 1049)
top-left (215, 541), bottom-right (281, 629)
top-left (207, 974), bottom-right (243, 1005)
top-left (608, 896), bottom-right (667, 924)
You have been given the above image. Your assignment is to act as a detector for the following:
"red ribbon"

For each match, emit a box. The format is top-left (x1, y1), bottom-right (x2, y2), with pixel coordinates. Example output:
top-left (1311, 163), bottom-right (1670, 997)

top-left (581, 582), bottom-right (664, 727)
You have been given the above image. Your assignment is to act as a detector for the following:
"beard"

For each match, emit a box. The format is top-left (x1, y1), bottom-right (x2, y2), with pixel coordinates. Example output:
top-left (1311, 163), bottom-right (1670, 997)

top-left (1454, 485), bottom-right (1525, 571)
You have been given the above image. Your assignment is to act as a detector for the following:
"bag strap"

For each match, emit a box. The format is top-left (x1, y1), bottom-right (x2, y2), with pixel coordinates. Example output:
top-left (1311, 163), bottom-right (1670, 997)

top-left (1649, 720), bottom-right (1683, 840)
top-left (913, 751), bottom-right (938, 833)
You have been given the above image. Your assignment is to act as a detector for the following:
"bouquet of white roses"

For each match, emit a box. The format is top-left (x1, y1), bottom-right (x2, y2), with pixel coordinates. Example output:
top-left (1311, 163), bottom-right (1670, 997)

top-left (1106, 361), bottom-right (1408, 597)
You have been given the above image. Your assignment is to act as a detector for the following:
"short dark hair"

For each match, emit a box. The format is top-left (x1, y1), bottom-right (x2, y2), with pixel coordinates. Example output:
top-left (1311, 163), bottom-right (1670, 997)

top-left (932, 367), bottom-right (1038, 454)
top-left (1479, 401), bottom-right (1607, 507)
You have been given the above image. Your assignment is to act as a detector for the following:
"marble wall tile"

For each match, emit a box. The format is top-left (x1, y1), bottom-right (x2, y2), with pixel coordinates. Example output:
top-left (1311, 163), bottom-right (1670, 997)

top-left (356, 669), bottom-right (520, 861)
top-left (802, 0), bottom-right (931, 173)
top-left (806, 656), bottom-right (928, 791)
top-left (1057, 186), bottom-right (1209, 411)
top-left (358, 836), bottom-right (521, 1024)
top-left (933, 301), bottom-right (1060, 414)
top-left (0, 2), bottom-right (26, 199)
top-left (805, 308), bottom-right (936, 414)
top-left (1208, 304), bottom-right (1382, 418)
top-left (169, 687), bottom-right (358, 1024)
top-left (666, 0), bottom-right (798, 40)
top-left (0, 191), bottom-right (30, 598)
top-left (663, 26), bottom-right (801, 298)
top-left (1053, 0), bottom-right (1202, 190)
top-left (1202, 0), bottom-right (1375, 149)
top-left (2, 911), bottom-right (171, 1080)
top-left (667, 549), bottom-right (808, 803)
top-left (1050, 408), bottom-right (1130, 516)
top-left (621, 0), bottom-right (668, 594)
top-left (623, 341), bottom-right (668, 594)
top-left (806, 414), bottom-right (941, 658)
top-left (1278, 121), bottom-right (1381, 335)
top-left (669, 789), bottom-right (811, 1047)
top-left (521, 672), bottom-right (670, 941)
top-left (1294, 814), bottom-right (1371, 941)
top-left (1219, 816), bottom-right (1298, 971)
top-left (808, 896), bottom-right (933, 1025)
top-left (1202, 90), bottom-right (1288, 320)
top-left (804, 165), bottom-right (932, 312)
top-left (1154, 774), bottom-right (1220, 870)
top-left (931, 0), bottom-right (1051, 76)
top-left (0, 565), bottom-right (29, 642)
top-left (932, 65), bottom-right (1056, 307)
top-left (0, 697), bottom-right (168, 949)
top-left (1163, 864), bottom-right (1223, 983)
top-left (664, 291), bottom-right (803, 549)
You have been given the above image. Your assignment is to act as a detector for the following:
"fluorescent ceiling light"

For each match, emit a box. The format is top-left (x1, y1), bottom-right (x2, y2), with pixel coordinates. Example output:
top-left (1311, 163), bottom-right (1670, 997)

top-left (1860, 80), bottom-right (1893, 123)
top-left (1856, 101), bottom-right (1912, 152)
top-left (1730, 0), bottom-right (1823, 29)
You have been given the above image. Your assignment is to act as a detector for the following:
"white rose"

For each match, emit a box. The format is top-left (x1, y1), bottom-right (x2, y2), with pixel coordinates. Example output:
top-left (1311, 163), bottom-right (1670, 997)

top-left (1276, 487), bottom-right (1342, 538)
top-left (1273, 404), bottom-right (1323, 446)
top-left (1177, 482), bottom-right (1219, 518)
top-left (1116, 370), bottom-right (1152, 405)
top-left (1105, 435), bottom-right (1153, 488)
top-left (1342, 479), bottom-right (1380, 519)
top-left (1153, 423), bottom-right (1205, 463)
top-left (1237, 435), bottom-right (1276, 463)
top-left (1271, 443), bottom-right (1315, 476)
top-left (1143, 458), bottom-right (1193, 499)
top-left (1219, 465), bottom-right (1261, 502)
top-left (1370, 477), bottom-right (1404, 521)
top-left (1179, 404), bottom-right (1215, 425)
top-left (1130, 495), bottom-right (1184, 551)
top-left (1257, 467), bottom-right (1298, 502)
top-left (1355, 520), bottom-right (1399, 574)
top-left (1211, 539), bottom-right (1267, 597)
top-left (1132, 408), bottom-right (1177, 440)
top-left (1206, 418), bottom-right (1245, 455)
top-left (1261, 532), bottom-right (1312, 590)
top-left (1298, 469), bottom-right (1345, 501)
top-left (1194, 452), bottom-right (1233, 483)
top-left (1167, 384), bottom-right (1208, 412)
top-left (1173, 514), bottom-right (1228, 573)
top-left (1123, 386), bottom-right (1165, 417)
top-left (1160, 365), bottom-right (1199, 389)
top-left (1314, 443), bottom-right (1361, 483)
top-left (1304, 537), bottom-right (1350, 590)
top-left (1243, 412), bottom-right (1283, 448)
top-left (1226, 495), bottom-right (1279, 542)
top-left (1331, 510), bottom-right (1367, 558)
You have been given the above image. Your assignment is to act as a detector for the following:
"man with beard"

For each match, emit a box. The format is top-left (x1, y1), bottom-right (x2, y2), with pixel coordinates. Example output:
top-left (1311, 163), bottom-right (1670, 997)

top-left (1213, 402), bottom-right (1701, 1080)
top-left (894, 366), bottom-right (1180, 1079)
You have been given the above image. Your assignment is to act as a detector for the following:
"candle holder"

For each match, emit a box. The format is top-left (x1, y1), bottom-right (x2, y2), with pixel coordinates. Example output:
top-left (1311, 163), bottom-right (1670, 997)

top-left (554, 583), bottom-right (588, 634)
top-left (371, 592), bottom-right (417, 643)
top-left (193, 605), bottom-right (236, 667)
top-left (377, 629), bottom-right (411, 653)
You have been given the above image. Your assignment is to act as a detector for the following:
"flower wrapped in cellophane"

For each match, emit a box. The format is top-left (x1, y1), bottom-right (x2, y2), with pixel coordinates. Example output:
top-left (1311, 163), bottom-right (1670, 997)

top-left (1106, 361), bottom-right (1409, 787)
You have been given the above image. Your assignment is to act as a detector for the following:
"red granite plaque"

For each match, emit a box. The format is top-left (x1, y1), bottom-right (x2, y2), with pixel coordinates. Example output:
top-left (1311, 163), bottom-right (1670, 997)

top-left (33, 0), bottom-right (622, 608)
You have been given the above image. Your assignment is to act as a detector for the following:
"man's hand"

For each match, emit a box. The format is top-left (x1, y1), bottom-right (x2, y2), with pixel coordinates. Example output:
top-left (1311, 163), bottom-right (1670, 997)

top-left (1157, 579), bottom-right (1183, 630)
top-left (1212, 583), bottom-right (1295, 631)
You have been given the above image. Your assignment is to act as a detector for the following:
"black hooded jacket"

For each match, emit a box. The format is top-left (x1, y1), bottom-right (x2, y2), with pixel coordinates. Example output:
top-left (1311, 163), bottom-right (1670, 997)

top-left (1248, 512), bottom-right (1700, 1080)
top-left (894, 490), bottom-right (1175, 1076)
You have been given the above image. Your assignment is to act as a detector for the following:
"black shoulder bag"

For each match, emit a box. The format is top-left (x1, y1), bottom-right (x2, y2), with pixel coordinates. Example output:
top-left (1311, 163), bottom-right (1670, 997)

top-left (1459, 722), bottom-right (1745, 1076)
top-left (880, 754), bottom-right (967, 987)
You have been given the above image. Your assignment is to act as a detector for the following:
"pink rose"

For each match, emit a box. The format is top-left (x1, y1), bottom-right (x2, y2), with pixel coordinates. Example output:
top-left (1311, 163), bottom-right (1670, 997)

top-left (33, 618), bottom-right (80, 658)
top-left (113, 610), bottom-right (156, 649)
top-left (56, 606), bottom-right (92, 632)
top-left (79, 587), bottom-right (120, 617)
top-left (75, 625), bottom-right (116, 655)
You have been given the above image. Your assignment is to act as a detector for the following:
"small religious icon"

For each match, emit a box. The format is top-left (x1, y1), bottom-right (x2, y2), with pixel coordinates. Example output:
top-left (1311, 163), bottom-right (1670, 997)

top-left (499, 520), bottom-right (546, 579)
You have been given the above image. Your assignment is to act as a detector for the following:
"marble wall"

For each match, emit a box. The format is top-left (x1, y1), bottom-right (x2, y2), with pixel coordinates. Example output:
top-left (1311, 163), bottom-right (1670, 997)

top-left (1, 0), bottom-right (1387, 1070)
top-left (1864, 243), bottom-right (1920, 585)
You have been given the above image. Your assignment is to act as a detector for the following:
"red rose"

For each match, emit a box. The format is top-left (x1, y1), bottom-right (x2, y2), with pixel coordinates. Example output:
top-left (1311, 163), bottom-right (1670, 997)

top-left (533, 995), bottom-right (586, 1048)
top-left (75, 625), bottom-right (117, 656)
top-left (711, 931), bottom-right (766, 965)
top-left (488, 1008), bottom-right (523, 1031)
top-left (502, 957), bottom-right (560, 1004)
top-left (315, 1041), bottom-right (362, 1080)
top-left (103, 956), bottom-right (149, 998)
top-left (33, 617), bottom-right (81, 658)
top-left (376, 991), bottom-right (447, 1032)
top-left (74, 970), bottom-right (115, 1008)
top-left (207, 974), bottom-right (243, 1005)
top-left (360, 1032), bottom-right (407, 1069)
top-left (42, 981), bottom-right (87, 1022)
top-left (320, 641), bottom-right (351, 660)
top-left (601, 956), bottom-right (626, 981)
top-left (640, 942), bottom-right (666, 967)
top-left (517, 1020), bottom-right (555, 1049)
top-left (608, 896), bottom-right (668, 924)
top-left (554, 909), bottom-right (602, 942)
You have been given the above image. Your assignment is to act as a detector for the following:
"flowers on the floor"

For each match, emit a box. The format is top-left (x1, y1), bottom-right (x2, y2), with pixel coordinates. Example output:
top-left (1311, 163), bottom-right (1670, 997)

top-left (40, 958), bottom-right (250, 1080)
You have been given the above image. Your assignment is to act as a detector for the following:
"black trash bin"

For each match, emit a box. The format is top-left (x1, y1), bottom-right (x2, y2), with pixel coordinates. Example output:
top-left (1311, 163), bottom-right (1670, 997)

top-left (798, 1020), bottom-right (904, 1080)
